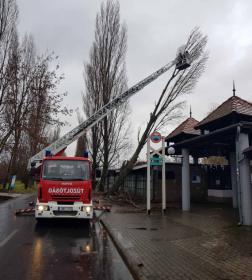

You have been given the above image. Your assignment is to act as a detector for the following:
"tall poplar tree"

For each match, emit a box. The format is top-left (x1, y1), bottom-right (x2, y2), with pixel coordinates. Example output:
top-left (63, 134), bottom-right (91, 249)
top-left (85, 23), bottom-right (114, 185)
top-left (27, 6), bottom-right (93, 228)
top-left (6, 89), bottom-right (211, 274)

top-left (83, 0), bottom-right (132, 191)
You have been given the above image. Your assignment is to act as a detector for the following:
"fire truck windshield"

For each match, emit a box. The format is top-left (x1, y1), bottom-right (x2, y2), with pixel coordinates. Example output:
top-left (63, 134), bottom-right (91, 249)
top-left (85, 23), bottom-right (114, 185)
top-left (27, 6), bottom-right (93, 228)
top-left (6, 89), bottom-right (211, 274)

top-left (42, 160), bottom-right (90, 181)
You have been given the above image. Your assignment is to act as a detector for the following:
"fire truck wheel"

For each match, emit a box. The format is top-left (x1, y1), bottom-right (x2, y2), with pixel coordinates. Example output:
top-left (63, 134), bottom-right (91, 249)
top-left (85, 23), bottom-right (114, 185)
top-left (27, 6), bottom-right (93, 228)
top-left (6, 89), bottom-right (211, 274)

top-left (82, 219), bottom-right (90, 226)
top-left (36, 218), bottom-right (46, 223)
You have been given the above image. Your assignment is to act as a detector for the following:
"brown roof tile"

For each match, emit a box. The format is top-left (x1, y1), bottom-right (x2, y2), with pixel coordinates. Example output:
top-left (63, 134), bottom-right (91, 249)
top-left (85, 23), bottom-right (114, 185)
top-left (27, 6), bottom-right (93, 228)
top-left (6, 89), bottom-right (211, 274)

top-left (165, 117), bottom-right (200, 140)
top-left (195, 96), bottom-right (252, 129)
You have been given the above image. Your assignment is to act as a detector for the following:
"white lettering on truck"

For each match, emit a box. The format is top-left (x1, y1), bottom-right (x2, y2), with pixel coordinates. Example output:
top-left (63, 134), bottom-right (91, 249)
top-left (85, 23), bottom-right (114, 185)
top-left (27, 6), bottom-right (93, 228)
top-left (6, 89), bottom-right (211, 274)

top-left (48, 188), bottom-right (84, 195)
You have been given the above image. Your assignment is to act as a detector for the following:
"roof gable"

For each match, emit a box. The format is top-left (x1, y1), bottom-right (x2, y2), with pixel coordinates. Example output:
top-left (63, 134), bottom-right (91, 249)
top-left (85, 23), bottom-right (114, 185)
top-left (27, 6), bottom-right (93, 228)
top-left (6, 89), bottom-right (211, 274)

top-left (165, 117), bottom-right (200, 140)
top-left (195, 96), bottom-right (252, 129)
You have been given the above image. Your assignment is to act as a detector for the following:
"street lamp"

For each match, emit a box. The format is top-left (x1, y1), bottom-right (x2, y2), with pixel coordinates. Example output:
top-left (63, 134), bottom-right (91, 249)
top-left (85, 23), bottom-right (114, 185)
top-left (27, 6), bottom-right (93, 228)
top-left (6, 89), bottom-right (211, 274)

top-left (168, 146), bottom-right (175, 155)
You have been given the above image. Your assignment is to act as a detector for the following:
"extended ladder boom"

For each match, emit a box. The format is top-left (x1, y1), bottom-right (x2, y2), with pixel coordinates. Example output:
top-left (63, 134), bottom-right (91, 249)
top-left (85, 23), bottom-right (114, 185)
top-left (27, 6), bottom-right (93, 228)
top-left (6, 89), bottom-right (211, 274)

top-left (28, 52), bottom-right (190, 169)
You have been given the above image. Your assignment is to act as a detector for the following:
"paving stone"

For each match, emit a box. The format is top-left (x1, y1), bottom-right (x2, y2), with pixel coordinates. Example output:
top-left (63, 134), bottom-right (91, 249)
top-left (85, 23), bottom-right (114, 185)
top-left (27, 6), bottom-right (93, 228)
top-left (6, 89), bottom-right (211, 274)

top-left (101, 202), bottom-right (252, 280)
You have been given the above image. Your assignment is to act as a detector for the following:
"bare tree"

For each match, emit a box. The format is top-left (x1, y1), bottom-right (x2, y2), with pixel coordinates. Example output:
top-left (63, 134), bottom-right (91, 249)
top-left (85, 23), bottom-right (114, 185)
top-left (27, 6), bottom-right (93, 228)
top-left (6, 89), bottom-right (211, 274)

top-left (83, 0), bottom-right (131, 191)
top-left (109, 27), bottom-right (209, 194)
top-left (101, 100), bottom-right (133, 169)
top-left (0, 1), bottom-right (70, 190)
top-left (82, 87), bottom-right (102, 189)
top-left (1, 33), bottom-right (70, 188)
top-left (0, 34), bottom-right (70, 154)
top-left (0, 0), bottom-right (19, 134)
top-left (0, 0), bottom-right (18, 41)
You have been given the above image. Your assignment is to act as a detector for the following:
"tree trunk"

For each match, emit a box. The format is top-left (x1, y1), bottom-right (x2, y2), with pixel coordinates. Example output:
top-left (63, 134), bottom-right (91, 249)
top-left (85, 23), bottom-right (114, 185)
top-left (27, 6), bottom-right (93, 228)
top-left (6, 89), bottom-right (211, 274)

top-left (99, 116), bottom-right (109, 191)
top-left (91, 125), bottom-right (99, 190)
top-left (8, 128), bottom-right (21, 190)
top-left (24, 176), bottom-right (30, 189)
top-left (91, 160), bottom-right (97, 190)
top-left (0, 130), bottom-right (13, 154)
top-left (108, 69), bottom-right (178, 195)
top-left (108, 114), bottom-right (155, 195)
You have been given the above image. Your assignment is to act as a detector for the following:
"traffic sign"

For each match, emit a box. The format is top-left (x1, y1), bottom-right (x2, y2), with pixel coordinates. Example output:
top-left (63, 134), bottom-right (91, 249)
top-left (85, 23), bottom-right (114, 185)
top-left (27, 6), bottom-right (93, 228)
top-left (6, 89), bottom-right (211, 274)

top-left (151, 131), bottom-right (162, 143)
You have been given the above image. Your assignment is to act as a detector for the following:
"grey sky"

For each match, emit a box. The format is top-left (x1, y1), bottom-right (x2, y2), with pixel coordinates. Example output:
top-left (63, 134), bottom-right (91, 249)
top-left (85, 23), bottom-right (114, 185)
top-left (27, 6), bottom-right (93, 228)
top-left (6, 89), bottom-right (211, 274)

top-left (17, 0), bottom-right (252, 159)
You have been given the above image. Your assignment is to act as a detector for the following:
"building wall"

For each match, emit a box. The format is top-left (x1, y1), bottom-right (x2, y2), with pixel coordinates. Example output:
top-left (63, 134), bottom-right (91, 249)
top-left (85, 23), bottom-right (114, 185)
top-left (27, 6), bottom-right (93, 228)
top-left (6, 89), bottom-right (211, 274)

top-left (116, 163), bottom-right (234, 204)
top-left (153, 163), bottom-right (208, 203)
top-left (207, 189), bottom-right (233, 204)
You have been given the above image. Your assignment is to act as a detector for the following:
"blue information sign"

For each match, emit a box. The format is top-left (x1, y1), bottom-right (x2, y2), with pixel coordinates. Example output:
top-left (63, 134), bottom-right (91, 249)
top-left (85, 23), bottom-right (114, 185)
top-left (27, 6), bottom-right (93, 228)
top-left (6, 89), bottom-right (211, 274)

top-left (10, 175), bottom-right (16, 190)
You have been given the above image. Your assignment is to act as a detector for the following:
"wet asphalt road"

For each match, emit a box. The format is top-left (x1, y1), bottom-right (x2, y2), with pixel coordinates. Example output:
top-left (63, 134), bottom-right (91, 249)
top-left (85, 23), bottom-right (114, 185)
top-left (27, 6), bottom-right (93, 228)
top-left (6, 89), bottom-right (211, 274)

top-left (0, 194), bottom-right (133, 280)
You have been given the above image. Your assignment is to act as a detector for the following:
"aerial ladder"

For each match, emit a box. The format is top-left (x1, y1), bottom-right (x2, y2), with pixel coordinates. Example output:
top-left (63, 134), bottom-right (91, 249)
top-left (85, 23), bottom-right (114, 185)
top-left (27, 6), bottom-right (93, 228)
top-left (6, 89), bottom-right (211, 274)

top-left (28, 50), bottom-right (190, 170)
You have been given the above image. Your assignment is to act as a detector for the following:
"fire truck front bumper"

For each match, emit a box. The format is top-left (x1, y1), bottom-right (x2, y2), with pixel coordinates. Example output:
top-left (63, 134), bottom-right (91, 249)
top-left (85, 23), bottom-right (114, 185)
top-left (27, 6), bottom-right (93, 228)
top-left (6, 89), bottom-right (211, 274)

top-left (35, 201), bottom-right (93, 219)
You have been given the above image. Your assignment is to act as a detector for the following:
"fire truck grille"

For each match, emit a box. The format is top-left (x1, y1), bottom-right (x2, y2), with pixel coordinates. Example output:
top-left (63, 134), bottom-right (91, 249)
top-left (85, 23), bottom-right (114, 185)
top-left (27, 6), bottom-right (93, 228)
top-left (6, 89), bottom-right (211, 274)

top-left (51, 196), bottom-right (81, 201)
top-left (53, 211), bottom-right (78, 217)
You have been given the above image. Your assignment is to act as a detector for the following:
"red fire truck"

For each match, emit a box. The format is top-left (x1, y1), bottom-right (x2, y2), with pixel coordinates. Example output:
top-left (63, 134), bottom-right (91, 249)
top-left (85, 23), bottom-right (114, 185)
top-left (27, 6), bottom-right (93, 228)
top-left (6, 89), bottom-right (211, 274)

top-left (30, 153), bottom-right (99, 221)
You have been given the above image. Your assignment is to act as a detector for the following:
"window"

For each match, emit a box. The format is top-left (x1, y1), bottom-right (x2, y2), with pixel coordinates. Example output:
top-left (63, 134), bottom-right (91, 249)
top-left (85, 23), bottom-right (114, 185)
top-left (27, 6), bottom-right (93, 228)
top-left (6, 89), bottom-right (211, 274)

top-left (191, 175), bottom-right (201, 184)
top-left (158, 171), bottom-right (175, 180)
top-left (42, 160), bottom-right (90, 181)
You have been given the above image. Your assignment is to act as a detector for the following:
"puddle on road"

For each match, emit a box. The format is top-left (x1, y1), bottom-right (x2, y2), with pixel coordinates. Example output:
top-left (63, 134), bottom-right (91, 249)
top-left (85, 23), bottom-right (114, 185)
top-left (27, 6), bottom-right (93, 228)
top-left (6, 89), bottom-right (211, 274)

top-left (133, 227), bottom-right (158, 231)
top-left (79, 211), bottom-right (134, 280)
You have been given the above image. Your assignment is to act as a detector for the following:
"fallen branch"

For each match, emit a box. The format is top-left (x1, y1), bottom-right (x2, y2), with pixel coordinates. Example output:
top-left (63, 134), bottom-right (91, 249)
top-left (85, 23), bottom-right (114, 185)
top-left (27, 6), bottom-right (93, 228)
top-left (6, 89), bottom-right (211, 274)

top-left (126, 191), bottom-right (146, 210)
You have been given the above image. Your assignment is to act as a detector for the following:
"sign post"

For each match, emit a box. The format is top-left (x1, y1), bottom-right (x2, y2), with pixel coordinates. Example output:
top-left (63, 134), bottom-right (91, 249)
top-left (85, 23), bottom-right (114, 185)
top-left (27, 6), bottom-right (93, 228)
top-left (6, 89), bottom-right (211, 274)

top-left (162, 137), bottom-right (166, 213)
top-left (147, 131), bottom-right (166, 214)
top-left (147, 135), bottom-right (151, 214)
top-left (9, 175), bottom-right (16, 192)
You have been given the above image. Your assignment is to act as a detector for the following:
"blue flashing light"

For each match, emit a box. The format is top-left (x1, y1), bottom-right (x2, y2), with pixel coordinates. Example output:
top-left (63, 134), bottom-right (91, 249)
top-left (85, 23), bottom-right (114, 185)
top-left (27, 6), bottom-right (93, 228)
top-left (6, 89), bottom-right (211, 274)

top-left (84, 152), bottom-right (88, 158)
top-left (45, 150), bottom-right (51, 156)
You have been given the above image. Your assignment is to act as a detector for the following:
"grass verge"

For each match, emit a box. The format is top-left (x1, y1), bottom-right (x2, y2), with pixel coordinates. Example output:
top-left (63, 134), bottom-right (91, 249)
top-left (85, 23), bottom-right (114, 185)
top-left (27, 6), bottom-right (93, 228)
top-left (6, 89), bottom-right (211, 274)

top-left (0, 181), bottom-right (38, 194)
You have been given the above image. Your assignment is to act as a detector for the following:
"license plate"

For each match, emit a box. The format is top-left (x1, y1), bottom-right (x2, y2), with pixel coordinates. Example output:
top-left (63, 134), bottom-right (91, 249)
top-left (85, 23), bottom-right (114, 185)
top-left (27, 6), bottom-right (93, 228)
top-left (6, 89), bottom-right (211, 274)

top-left (58, 207), bottom-right (73, 211)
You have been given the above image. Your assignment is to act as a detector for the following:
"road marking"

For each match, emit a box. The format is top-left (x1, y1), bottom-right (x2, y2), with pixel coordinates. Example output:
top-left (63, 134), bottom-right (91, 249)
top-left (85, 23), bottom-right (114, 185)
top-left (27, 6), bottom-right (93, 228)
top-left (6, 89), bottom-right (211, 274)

top-left (0, 229), bottom-right (19, 247)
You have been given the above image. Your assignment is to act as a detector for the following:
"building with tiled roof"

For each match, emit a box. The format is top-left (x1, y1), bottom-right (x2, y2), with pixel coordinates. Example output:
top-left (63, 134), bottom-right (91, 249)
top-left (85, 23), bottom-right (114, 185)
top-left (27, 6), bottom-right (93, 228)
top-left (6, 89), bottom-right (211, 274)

top-left (195, 96), bottom-right (252, 132)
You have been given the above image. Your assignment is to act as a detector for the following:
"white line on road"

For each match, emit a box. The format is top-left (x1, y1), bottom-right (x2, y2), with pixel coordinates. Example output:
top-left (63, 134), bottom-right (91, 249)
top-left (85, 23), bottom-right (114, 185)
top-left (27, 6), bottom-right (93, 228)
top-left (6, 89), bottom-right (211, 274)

top-left (0, 229), bottom-right (19, 247)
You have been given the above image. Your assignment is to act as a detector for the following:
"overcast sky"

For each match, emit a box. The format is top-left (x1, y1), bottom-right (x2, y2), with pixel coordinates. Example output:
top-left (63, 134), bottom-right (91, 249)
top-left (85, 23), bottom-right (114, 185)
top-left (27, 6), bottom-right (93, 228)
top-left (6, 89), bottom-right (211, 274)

top-left (17, 0), bottom-right (252, 159)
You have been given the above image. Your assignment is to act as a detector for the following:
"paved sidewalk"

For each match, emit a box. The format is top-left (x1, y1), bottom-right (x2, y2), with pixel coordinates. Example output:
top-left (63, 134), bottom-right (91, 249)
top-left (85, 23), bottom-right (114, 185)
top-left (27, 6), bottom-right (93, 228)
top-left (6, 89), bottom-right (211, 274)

top-left (101, 203), bottom-right (252, 280)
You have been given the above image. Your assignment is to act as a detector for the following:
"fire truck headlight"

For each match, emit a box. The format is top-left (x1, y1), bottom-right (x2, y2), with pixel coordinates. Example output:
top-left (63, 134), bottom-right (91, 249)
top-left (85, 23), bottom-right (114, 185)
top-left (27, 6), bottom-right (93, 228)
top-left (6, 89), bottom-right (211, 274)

top-left (36, 205), bottom-right (49, 211)
top-left (82, 206), bottom-right (92, 212)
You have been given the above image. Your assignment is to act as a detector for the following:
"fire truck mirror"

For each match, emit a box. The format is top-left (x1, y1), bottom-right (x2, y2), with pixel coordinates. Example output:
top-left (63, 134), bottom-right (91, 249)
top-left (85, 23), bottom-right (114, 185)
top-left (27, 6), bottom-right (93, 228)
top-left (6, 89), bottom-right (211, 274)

top-left (96, 169), bottom-right (101, 178)
top-left (30, 167), bottom-right (36, 177)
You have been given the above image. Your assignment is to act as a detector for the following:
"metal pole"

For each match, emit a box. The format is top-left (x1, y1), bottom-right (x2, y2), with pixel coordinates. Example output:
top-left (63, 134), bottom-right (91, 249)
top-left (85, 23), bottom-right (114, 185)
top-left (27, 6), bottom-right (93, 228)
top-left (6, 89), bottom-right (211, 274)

top-left (230, 152), bottom-right (238, 208)
top-left (238, 133), bottom-right (252, 225)
top-left (147, 135), bottom-right (151, 214)
top-left (162, 137), bottom-right (166, 213)
top-left (236, 126), bottom-right (243, 225)
top-left (182, 148), bottom-right (190, 211)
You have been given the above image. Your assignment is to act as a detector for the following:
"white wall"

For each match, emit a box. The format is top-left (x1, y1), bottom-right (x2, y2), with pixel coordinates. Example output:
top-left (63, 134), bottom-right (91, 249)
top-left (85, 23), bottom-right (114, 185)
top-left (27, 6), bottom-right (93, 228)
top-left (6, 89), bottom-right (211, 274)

top-left (208, 189), bottom-right (233, 198)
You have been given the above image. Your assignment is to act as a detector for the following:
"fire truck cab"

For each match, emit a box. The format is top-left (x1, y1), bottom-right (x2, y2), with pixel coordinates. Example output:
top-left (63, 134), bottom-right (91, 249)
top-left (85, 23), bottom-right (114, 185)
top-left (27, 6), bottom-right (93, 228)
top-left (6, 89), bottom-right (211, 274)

top-left (31, 155), bottom-right (93, 221)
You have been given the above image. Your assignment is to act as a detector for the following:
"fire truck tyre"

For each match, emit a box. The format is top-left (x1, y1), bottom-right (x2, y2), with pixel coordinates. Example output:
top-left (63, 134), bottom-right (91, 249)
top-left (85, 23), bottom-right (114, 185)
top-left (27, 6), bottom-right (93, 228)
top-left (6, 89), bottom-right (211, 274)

top-left (82, 219), bottom-right (90, 226)
top-left (36, 218), bottom-right (46, 223)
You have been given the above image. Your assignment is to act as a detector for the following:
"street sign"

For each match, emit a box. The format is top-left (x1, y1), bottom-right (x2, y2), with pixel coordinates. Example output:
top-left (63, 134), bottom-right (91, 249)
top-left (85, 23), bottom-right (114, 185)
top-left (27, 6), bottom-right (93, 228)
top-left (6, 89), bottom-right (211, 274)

top-left (150, 157), bottom-right (163, 166)
top-left (10, 175), bottom-right (16, 191)
top-left (147, 135), bottom-right (166, 214)
top-left (151, 131), bottom-right (162, 143)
